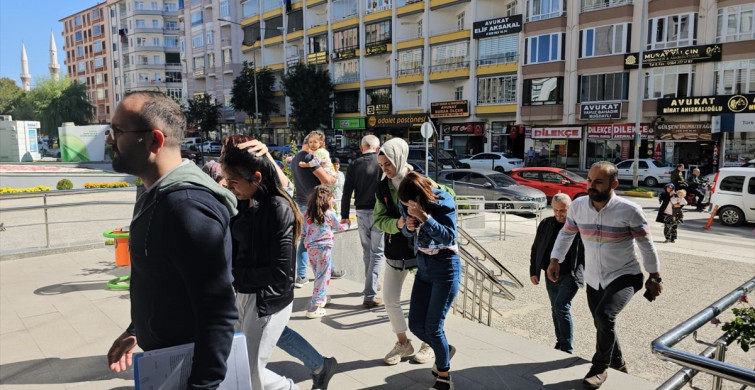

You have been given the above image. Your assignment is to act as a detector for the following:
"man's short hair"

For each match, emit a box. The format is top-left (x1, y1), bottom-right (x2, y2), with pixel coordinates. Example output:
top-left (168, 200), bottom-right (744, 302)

top-left (693, 168), bottom-right (700, 173)
top-left (361, 134), bottom-right (379, 149)
top-left (552, 193), bottom-right (572, 206)
top-left (591, 161), bottom-right (619, 182)
top-left (123, 91), bottom-right (184, 148)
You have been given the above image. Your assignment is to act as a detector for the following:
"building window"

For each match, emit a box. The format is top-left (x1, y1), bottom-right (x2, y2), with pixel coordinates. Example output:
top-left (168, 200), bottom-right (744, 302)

top-left (153, 55), bottom-right (161, 65)
top-left (135, 19), bottom-right (146, 28)
top-left (220, 0), bottom-right (230, 17)
top-left (242, 0), bottom-right (258, 18)
top-left (75, 15), bottom-right (82, 26)
top-left (137, 37), bottom-right (147, 46)
top-left (95, 73), bottom-right (103, 84)
top-left (714, 60), bottom-right (755, 94)
top-left (191, 11), bottom-right (203, 27)
top-left (581, 0), bottom-right (631, 12)
top-left (430, 41), bottom-right (469, 71)
top-left (525, 33), bottom-right (564, 64)
top-left (76, 45), bottom-right (84, 57)
top-left (134, 1), bottom-right (145, 10)
top-left (332, 0), bottom-right (358, 20)
top-left (366, 0), bottom-right (391, 14)
top-left (223, 48), bottom-right (232, 64)
top-left (457, 11), bottom-right (465, 31)
top-left (333, 27), bottom-right (359, 52)
top-left (152, 20), bottom-right (159, 28)
top-left (506, 1), bottom-right (517, 16)
top-left (454, 86), bottom-right (463, 100)
top-left (478, 35), bottom-right (518, 65)
top-left (93, 41), bottom-right (103, 53)
top-left (77, 61), bottom-right (85, 72)
top-left (113, 43), bottom-right (118, 52)
top-left (207, 30), bottom-right (214, 45)
top-left (580, 23), bottom-right (629, 58)
top-left (193, 56), bottom-right (205, 69)
top-left (153, 37), bottom-right (160, 46)
top-left (417, 90), bottom-right (422, 107)
top-left (92, 8), bottom-right (100, 19)
top-left (717, 4), bottom-right (755, 43)
top-left (334, 59), bottom-right (359, 83)
top-left (644, 65), bottom-right (695, 99)
top-left (192, 33), bottom-right (204, 48)
top-left (150, 1), bottom-right (158, 10)
top-left (647, 13), bottom-right (697, 50)
top-left (165, 36), bottom-right (179, 47)
top-left (309, 34), bottom-right (327, 53)
top-left (167, 88), bottom-right (183, 101)
top-left (75, 31), bottom-right (83, 42)
top-left (527, 0), bottom-right (565, 22)
top-left (365, 21), bottom-right (391, 46)
top-left (165, 21), bottom-right (178, 30)
top-left (398, 48), bottom-right (423, 75)
top-left (165, 71), bottom-right (182, 82)
top-left (93, 24), bottom-right (102, 36)
top-left (164, 2), bottom-right (177, 11)
top-left (477, 75), bottom-right (517, 104)
top-left (139, 55), bottom-right (149, 65)
top-left (97, 88), bottom-right (105, 100)
top-left (522, 77), bottom-right (564, 105)
top-left (578, 72), bottom-right (629, 102)
top-left (207, 52), bottom-right (215, 68)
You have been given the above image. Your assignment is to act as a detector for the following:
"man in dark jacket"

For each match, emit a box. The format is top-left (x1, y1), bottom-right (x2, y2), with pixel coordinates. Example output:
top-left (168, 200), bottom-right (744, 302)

top-left (340, 135), bottom-right (385, 306)
top-left (106, 91), bottom-right (238, 390)
top-left (530, 193), bottom-right (584, 354)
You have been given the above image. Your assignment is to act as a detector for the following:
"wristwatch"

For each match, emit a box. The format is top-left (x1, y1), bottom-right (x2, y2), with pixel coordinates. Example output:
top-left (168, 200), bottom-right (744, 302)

top-left (649, 277), bottom-right (663, 284)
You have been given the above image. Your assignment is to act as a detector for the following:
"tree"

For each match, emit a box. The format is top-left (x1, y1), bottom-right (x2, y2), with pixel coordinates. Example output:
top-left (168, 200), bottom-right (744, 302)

top-left (282, 63), bottom-right (334, 134)
top-left (185, 94), bottom-right (221, 139)
top-left (10, 77), bottom-right (93, 137)
top-left (230, 61), bottom-right (279, 130)
top-left (0, 78), bottom-right (23, 115)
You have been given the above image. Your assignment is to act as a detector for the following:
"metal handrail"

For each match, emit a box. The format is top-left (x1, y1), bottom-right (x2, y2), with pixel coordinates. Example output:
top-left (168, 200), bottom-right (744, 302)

top-left (458, 228), bottom-right (524, 289)
top-left (456, 198), bottom-right (544, 240)
top-left (652, 277), bottom-right (755, 389)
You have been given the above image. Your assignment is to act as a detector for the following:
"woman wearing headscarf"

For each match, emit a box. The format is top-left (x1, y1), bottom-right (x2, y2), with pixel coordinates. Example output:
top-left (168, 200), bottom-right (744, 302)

top-left (398, 171), bottom-right (460, 390)
top-left (373, 138), bottom-right (435, 367)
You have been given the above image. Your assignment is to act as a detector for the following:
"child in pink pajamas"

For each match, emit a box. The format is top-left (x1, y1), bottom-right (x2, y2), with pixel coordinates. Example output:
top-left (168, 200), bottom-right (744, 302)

top-left (302, 185), bottom-right (348, 318)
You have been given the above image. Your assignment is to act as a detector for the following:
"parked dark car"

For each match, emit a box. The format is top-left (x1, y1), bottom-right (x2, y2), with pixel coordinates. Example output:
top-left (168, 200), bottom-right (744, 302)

top-left (408, 146), bottom-right (467, 171)
top-left (333, 146), bottom-right (362, 164)
top-left (437, 169), bottom-right (547, 211)
top-left (181, 147), bottom-right (203, 165)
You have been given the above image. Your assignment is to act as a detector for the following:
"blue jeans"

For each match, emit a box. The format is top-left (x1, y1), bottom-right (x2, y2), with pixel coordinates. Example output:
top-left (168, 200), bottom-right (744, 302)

top-left (276, 326), bottom-right (323, 371)
top-left (545, 273), bottom-right (579, 353)
top-left (356, 209), bottom-right (385, 300)
top-left (408, 254), bottom-right (461, 373)
top-left (296, 204), bottom-right (308, 279)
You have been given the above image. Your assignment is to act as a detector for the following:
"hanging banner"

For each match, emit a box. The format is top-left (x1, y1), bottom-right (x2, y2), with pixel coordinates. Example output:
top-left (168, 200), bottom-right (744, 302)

top-left (657, 94), bottom-right (755, 115)
top-left (579, 102), bottom-right (622, 120)
top-left (472, 15), bottom-right (523, 39)
top-left (430, 100), bottom-right (469, 118)
top-left (655, 122), bottom-right (712, 141)
top-left (624, 44), bottom-right (722, 69)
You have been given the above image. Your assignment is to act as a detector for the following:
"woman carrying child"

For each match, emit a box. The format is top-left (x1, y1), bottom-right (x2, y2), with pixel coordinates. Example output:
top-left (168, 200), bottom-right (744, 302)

top-left (303, 184), bottom-right (348, 318)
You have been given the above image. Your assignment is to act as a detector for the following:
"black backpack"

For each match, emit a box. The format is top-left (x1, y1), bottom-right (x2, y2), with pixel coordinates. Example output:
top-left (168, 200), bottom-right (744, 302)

top-left (376, 178), bottom-right (417, 268)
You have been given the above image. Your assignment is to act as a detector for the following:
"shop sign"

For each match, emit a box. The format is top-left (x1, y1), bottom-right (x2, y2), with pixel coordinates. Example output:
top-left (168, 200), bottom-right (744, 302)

top-left (286, 55), bottom-right (300, 68)
top-left (657, 94), bottom-right (755, 115)
top-left (580, 102), bottom-right (622, 120)
top-left (334, 117), bottom-right (365, 130)
top-left (366, 103), bottom-right (391, 115)
top-left (587, 123), bottom-right (652, 140)
top-left (624, 44), bottom-right (722, 69)
top-left (440, 122), bottom-right (484, 136)
top-left (655, 122), bottom-right (713, 141)
top-left (713, 113), bottom-right (755, 133)
top-left (430, 100), bottom-right (469, 118)
top-left (366, 113), bottom-right (427, 128)
top-left (365, 43), bottom-right (388, 56)
top-left (307, 51), bottom-right (328, 65)
top-left (472, 15), bottom-right (523, 39)
top-left (336, 49), bottom-right (356, 60)
top-left (532, 127), bottom-right (582, 139)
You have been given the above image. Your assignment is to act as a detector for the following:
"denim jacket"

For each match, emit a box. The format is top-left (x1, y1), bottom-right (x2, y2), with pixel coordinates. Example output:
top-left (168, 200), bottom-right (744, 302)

top-left (399, 188), bottom-right (457, 254)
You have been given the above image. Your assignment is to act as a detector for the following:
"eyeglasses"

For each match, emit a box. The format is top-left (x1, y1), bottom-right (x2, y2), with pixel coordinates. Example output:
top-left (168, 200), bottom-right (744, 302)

top-left (106, 128), bottom-right (154, 141)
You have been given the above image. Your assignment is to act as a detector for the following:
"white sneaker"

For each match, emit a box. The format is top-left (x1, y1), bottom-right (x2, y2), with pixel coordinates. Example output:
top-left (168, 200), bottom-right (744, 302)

top-left (384, 340), bottom-right (414, 365)
top-left (413, 342), bottom-right (435, 364)
top-left (306, 305), bottom-right (326, 319)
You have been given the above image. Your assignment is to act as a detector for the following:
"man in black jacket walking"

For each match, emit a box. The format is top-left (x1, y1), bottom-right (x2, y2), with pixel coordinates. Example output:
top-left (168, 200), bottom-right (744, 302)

top-left (530, 193), bottom-right (584, 354)
top-left (105, 91), bottom-right (238, 389)
top-left (340, 135), bottom-right (385, 307)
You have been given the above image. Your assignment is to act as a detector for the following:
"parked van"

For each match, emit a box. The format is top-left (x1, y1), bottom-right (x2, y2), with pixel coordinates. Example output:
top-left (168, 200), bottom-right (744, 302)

top-left (182, 137), bottom-right (203, 151)
top-left (709, 167), bottom-right (755, 226)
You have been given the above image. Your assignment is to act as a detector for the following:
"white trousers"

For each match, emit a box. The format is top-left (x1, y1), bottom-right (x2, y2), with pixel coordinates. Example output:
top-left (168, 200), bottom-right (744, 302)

top-left (383, 264), bottom-right (411, 334)
top-left (236, 293), bottom-right (299, 390)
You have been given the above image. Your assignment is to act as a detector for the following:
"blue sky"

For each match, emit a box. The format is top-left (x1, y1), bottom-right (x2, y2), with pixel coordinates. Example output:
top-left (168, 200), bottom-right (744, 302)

top-left (0, 0), bottom-right (102, 88)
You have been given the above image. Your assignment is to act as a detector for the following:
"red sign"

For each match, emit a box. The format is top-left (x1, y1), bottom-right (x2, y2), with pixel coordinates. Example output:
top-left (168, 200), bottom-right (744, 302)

top-left (531, 127), bottom-right (582, 139)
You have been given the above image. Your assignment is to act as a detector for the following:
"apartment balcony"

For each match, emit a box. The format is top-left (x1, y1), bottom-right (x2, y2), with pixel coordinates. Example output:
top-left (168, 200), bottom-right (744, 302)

top-left (136, 79), bottom-right (167, 87)
top-left (308, 0), bottom-right (327, 6)
top-left (429, 0), bottom-right (470, 10)
top-left (580, 0), bottom-right (632, 13)
top-left (162, 9), bottom-right (179, 17)
top-left (135, 63), bottom-right (167, 70)
top-left (164, 45), bottom-right (180, 53)
top-left (475, 102), bottom-right (517, 116)
top-left (133, 27), bottom-right (165, 34)
top-left (194, 68), bottom-right (206, 78)
top-left (334, 74), bottom-right (360, 85)
top-left (397, 0), bottom-right (424, 17)
top-left (132, 9), bottom-right (163, 16)
top-left (130, 45), bottom-right (165, 54)
top-left (396, 67), bottom-right (424, 85)
top-left (476, 55), bottom-right (519, 76)
top-left (429, 60), bottom-right (470, 82)
top-left (429, 28), bottom-right (470, 45)
top-left (364, 73), bottom-right (392, 88)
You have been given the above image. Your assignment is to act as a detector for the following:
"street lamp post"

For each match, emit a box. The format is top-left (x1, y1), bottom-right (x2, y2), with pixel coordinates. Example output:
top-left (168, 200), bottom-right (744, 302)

top-left (632, 0), bottom-right (648, 188)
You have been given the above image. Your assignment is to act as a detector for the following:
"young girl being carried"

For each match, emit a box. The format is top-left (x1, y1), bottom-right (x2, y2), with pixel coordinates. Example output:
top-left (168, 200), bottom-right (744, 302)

top-left (299, 130), bottom-right (337, 179)
top-left (303, 185), bottom-right (348, 318)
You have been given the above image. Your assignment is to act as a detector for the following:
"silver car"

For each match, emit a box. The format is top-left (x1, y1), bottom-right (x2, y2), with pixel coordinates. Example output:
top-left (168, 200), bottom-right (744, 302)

top-left (437, 169), bottom-right (547, 211)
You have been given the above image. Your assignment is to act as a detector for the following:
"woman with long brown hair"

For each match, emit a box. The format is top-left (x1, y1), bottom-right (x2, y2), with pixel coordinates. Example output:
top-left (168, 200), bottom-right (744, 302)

top-left (398, 171), bottom-right (460, 390)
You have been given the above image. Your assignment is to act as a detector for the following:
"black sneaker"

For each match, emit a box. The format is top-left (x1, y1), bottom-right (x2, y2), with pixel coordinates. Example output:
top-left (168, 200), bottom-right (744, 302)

top-left (312, 357), bottom-right (338, 390)
top-left (430, 374), bottom-right (453, 390)
top-left (432, 345), bottom-right (456, 377)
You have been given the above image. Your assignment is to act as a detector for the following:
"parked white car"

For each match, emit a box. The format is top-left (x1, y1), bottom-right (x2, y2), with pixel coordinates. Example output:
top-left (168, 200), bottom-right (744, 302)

top-left (459, 152), bottom-right (524, 173)
top-left (710, 167), bottom-right (755, 226)
top-left (201, 141), bottom-right (222, 154)
top-left (615, 159), bottom-right (672, 187)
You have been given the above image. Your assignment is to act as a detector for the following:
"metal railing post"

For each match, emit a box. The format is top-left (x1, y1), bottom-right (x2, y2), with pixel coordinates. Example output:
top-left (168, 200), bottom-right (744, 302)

top-left (711, 341), bottom-right (727, 390)
top-left (44, 193), bottom-right (50, 248)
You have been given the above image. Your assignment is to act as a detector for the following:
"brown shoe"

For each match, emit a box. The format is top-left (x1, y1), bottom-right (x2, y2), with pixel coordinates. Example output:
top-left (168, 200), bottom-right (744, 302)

top-left (582, 367), bottom-right (608, 389)
top-left (363, 298), bottom-right (383, 308)
top-left (609, 362), bottom-right (628, 373)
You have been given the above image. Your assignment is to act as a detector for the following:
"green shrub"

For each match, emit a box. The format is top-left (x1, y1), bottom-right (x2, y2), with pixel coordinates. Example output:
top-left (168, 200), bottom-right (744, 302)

top-left (105, 144), bottom-right (114, 160)
top-left (134, 177), bottom-right (143, 186)
top-left (56, 179), bottom-right (74, 190)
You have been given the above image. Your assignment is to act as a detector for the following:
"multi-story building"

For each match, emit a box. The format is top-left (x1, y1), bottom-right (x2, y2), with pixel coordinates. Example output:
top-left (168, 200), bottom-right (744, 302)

top-left (60, 2), bottom-right (114, 123)
top-left (227, 0), bottom-right (752, 169)
top-left (178, 0), bottom-right (246, 135)
top-left (106, 0), bottom-right (184, 110)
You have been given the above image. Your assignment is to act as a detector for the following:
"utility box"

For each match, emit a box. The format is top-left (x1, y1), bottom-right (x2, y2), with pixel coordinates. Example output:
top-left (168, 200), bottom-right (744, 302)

top-left (0, 118), bottom-right (42, 162)
top-left (58, 124), bottom-right (108, 162)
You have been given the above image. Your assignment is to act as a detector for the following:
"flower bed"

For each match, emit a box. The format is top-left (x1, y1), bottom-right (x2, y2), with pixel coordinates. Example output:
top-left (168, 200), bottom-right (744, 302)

top-left (0, 186), bottom-right (53, 194)
top-left (84, 181), bottom-right (132, 189)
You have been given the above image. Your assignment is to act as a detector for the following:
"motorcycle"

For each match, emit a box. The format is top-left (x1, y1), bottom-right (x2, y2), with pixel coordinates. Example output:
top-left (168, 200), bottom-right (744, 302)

top-left (684, 181), bottom-right (711, 209)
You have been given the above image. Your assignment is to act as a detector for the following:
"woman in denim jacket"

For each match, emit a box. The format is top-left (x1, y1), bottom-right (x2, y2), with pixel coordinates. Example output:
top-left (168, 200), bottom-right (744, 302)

top-left (398, 171), bottom-right (460, 390)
